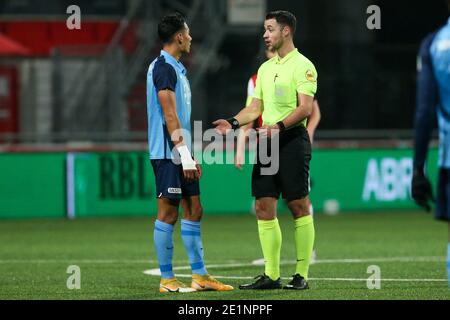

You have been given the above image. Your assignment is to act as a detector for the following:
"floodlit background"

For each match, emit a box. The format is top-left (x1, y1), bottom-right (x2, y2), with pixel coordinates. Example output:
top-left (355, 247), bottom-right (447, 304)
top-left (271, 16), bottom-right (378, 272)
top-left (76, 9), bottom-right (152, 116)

top-left (0, 0), bottom-right (449, 300)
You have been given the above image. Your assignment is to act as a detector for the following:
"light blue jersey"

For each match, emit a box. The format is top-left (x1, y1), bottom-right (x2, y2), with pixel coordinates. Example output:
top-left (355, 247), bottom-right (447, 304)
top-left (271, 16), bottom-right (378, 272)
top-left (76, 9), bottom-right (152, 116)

top-left (430, 18), bottom-right (450, 168)
top-left (147, 50), bottom-right (192, 159)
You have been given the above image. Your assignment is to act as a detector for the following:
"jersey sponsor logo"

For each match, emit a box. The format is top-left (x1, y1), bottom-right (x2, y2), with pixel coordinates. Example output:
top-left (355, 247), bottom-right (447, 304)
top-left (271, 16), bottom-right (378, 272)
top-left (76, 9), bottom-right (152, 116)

top-left (168, 187), bottom-right (182, 194)
top-left (305, 69), bottom-right (316, 82)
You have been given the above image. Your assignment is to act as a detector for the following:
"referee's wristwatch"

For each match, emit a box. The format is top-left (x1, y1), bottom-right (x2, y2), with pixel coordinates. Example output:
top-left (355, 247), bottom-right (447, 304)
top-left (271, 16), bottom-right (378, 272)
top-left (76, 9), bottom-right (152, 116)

top-left (226, 117), bottom-right (240, 130)
top-left (276, 120), bottom-right (286, 131)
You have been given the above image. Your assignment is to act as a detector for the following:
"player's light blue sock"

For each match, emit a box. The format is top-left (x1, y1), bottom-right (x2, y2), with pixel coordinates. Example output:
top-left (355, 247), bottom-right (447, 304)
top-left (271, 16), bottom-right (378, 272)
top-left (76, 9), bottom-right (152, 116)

top-left (181, 219), bottom-right (207, 275)
top-left (447, 243), bottom-right (450, 287)
top-left (154, 220), bottom-right (175, 279)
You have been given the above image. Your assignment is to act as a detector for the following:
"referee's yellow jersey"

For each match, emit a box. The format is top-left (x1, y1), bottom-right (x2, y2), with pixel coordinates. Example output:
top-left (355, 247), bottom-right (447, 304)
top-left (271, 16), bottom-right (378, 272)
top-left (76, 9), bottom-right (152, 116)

top-left (253, 48), bottom-right (317, 128)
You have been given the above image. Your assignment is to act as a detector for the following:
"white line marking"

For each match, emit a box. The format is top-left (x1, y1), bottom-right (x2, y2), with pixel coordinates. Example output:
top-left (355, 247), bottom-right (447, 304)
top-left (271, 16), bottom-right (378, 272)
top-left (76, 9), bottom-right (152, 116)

top-left (0, 256), bottom-right (443, 265)
top-left (145, 272), bottom-right (448, 282)
top-left (0, 259), bottom-right (158, 264)
top-left (309, 256), bottom-right (446, 263)
top-left (143, 256), bottom-right (448, 283)
top-left (307, 278), bottom-right (447, 282)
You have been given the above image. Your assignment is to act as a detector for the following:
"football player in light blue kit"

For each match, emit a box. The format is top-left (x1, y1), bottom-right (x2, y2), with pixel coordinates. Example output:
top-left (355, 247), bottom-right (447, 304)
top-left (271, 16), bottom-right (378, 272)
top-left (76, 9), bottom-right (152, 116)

top-left (147, 12), bottom-right (233, 293)
top-left (412, 1), bottom-right (450, 286)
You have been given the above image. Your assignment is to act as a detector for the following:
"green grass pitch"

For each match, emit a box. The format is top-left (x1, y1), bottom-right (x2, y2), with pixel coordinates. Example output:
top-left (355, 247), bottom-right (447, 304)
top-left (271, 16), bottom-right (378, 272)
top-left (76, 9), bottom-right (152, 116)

top-left (0, 211), bottom-right (449, 300)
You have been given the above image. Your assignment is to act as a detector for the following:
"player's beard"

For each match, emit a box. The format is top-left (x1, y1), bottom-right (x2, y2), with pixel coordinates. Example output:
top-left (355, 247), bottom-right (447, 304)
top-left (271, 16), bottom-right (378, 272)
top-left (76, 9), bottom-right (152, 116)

top-left (268, 37), bottom-right (283, 52)
top-left (182, 42), bottom-right (191, 54)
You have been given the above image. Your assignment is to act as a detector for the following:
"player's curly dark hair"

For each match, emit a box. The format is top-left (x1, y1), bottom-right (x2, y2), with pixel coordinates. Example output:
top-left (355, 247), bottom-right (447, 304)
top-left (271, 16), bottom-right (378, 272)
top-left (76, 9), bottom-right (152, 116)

top-left (157, 12), bottom-right (186, 44)
top-left (265, 10), bottom-right (297, 35)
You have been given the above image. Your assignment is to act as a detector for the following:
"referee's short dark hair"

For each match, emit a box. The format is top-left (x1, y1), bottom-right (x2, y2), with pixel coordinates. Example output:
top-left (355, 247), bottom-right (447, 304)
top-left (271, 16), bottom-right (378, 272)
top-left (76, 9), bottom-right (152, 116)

top-left (266, 10), bottom-right (297, 35)
top-left (158, 12), bottom-right (186, 44)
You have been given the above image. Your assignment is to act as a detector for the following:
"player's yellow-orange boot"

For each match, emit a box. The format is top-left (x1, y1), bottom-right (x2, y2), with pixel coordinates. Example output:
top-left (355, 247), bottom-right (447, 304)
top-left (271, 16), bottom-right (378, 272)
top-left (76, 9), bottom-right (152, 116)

top-left (191, 274), bottom-right (234, 291)
top-left (159, 278), bottom-right (196, 293)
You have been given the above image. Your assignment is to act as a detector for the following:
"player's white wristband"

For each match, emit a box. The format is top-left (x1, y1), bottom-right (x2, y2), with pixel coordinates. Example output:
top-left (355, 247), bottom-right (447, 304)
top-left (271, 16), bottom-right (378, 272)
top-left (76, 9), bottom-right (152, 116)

top-left (176, 145), bottom-right (196, 171)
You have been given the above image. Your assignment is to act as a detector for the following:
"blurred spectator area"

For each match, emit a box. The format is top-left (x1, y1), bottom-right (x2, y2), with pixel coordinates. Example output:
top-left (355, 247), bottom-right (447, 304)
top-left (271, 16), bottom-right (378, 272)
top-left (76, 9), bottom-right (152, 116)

top-left (0, 0), bottom-right (448, 145)
top-left (0, 0), bottom-right (151, 143)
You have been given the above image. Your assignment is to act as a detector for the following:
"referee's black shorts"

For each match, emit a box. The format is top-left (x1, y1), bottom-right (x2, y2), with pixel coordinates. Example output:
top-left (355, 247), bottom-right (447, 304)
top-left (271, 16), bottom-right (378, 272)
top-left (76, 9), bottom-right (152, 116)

top-left (252, 126), bottom-right (311, 201)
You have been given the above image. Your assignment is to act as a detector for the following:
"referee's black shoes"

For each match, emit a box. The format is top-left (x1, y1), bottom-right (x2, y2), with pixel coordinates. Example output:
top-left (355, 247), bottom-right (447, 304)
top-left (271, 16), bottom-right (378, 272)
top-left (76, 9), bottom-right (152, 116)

top-left (239, 274), bottom-right (282, 290)
top-left (283, 274), bottom-right (309, 290)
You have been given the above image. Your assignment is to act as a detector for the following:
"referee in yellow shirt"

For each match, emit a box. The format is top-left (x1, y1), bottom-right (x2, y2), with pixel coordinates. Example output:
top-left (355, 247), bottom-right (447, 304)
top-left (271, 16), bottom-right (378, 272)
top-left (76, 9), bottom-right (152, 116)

top-left (214, 10), bottom-right (317, 290)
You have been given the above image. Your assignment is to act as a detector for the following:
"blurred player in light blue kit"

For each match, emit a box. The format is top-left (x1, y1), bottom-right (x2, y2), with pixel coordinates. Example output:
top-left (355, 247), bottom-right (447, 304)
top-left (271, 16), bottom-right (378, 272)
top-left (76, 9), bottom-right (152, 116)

top-left (412, 0), bottom-right (450, 286)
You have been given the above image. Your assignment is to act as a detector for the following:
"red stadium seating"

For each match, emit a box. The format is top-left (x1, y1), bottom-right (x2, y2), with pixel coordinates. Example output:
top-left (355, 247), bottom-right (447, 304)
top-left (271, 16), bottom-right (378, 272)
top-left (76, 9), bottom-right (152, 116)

top-left (0, 21), bottom-right (137, 56)
top-left (4, 22), bottom-right (50, 55)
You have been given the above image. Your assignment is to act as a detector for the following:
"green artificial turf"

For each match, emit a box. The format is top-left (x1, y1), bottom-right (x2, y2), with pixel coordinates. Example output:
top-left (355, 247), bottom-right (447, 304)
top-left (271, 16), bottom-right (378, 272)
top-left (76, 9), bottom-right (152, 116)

top-left (0, 211), bottom-right (449, 300)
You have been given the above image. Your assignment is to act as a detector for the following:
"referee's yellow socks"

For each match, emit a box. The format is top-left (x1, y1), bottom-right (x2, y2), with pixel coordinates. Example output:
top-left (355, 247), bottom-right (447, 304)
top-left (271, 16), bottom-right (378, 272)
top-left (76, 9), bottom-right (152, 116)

top-left (257, 218), bottom-right (282, 281)
top-left (294, 215), bottom-right (315, 279)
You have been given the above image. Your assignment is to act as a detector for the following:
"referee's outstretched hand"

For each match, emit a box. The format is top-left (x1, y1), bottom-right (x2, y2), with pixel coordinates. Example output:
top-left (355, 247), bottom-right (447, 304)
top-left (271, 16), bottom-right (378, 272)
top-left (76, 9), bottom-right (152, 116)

top-left (411, 169), bottom-right (435, 212)
top-left (212, 119), bottom-right (231, 135)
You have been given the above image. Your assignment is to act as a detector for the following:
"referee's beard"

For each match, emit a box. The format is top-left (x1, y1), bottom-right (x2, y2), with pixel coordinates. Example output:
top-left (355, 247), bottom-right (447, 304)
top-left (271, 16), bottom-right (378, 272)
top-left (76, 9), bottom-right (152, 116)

top-left (267, 39), bottom-right (284, 54)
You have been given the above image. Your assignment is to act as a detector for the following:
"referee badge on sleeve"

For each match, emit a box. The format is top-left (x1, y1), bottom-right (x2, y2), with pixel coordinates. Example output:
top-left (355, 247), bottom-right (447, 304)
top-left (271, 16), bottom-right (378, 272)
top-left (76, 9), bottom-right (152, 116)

top-left (305, 69), bottom-right (316, 82)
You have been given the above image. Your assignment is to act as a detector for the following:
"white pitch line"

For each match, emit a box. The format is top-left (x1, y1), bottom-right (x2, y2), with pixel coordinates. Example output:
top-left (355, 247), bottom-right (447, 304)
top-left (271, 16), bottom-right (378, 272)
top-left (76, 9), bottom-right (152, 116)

top-left (310, 256), bottom-right (446, 264)
top-left (256, 256), bottom-right (445, 265)
top-left (0, 256), bottom-right (444, 265)
top-left (307, 278), bottom-right (447, 282)
top-left (0, 256), bottom-right (445, 264)
top-left (143, 271), bottom-right (448, 282)
top-left (143, 256), bottom-right (448, 282)
top-left (0, 259), bottom-right (158, 264)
